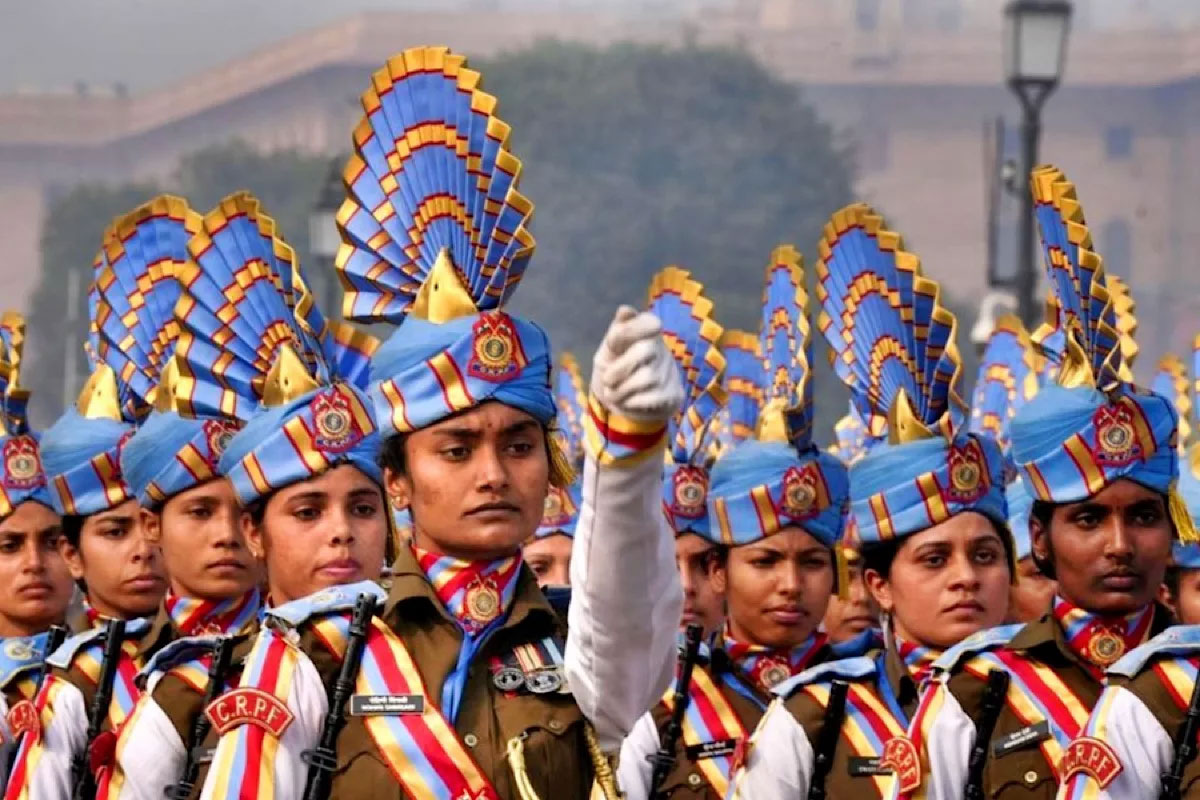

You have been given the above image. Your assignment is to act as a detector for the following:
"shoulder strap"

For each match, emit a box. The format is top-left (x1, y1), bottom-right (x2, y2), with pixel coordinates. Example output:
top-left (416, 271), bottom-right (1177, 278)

top-left (932, 623), bottom-right (1023, 675)
top-left (1108, 625), bottom-right (1200, 678)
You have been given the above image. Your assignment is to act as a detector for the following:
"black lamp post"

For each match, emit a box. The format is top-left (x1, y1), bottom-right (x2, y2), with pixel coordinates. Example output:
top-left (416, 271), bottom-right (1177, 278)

top-left (1004, 0), bottom-right (1072, 328)
top-left (308, 155), bottom-right (346, 317)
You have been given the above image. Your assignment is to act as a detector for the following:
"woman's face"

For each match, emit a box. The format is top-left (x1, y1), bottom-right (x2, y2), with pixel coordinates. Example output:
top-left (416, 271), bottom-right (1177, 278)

top-left (245, 464), bottom-right (388, 605)
top-left (1009, 556), bottom-right (1057, 623)
top-left (147, 478), bottom-right (260, 602)
top-left (387, 402), bottom-right (549, 561)
top-left (678, 533), bottom-right (725, 636)
top-left (822, 551), bottom-right (880, 644)
top-left (61, 498), bottom-right (166, 619)
top-left (866, 511), bottom-right (1011, 650)
top-left (523, 534), bottom-right (572, 587)
top-left (1032, 478), bottom-right (1172, 616)
top-left (713, 527), bottom-right (834, 650)
top-left (0, 502), bottom-right (74, 636)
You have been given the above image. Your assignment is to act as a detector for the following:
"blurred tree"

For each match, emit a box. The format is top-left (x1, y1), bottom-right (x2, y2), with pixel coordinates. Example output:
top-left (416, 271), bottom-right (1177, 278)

top-left (25, 142), bottom-right (327, 424)
top-left (482, 41), bottom-right (855, 436)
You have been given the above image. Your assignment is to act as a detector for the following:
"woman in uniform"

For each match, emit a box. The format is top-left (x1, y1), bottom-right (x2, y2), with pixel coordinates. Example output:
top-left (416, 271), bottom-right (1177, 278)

top-left (730, 202), bottom-right (1014, 799)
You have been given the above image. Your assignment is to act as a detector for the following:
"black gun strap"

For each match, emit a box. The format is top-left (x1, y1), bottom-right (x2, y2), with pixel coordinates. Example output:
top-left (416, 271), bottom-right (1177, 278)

top-left (806, 680), bottom-right (849, 800)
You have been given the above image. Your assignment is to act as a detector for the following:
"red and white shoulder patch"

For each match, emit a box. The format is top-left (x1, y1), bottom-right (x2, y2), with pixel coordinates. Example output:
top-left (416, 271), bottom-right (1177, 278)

top-left (6, 699), bottom-right (39, 740)
top-left (880, 735), bottom-right (921, 793)
top-left (1059, 736), bottom-right (1124, 789)
top-left (205, 687), bottom-right (294, 737)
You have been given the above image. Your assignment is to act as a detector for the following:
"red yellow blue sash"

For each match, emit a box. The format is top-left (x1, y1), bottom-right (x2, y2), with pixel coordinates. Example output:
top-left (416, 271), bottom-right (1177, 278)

top-left (961, 650), bottom-right (1090, 776)
top-left (203, 631), bottom-right (300, 800)
top-left (4, 678), bottom-right (66, 800)
top-left (164, 589), bottom-right (261, 637)
top-left (802, 677), bottom-right (908, 798)
top-left (660, 666), bottom-right (747, 798)
top-left (1152, 655), bottom-right (1200, 711)
top-left (310, 613), bottom-right (501, 800)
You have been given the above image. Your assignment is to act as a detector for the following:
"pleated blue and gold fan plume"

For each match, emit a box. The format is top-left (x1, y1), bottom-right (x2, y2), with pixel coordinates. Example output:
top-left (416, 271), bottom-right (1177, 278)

top-left (968, 314), bottom-right (1039, 451)
top-left (815, 203), bottom-right (964, 443)
top-left (829, 403), bottom-right (868, 465)
top-left (551, 352), bottom-right (587, 468)
top-left (0, 312), bottom-right (30, 436)
top-left (1151, 353), bottom-right (1190, 453)
top-left (648, 266), bottom-right (727, 468)
top-left (1108, 275), bottom-right (1138, 381)
top-left (171, 192), bottom-right (375, 420)
top-left (335, 46), bottom-right (535, 325)
top-left (1029, 166), bottom-right (1123, 390)
top-left (90, 195), bottom-right (201, 419)
top-left (757, 244), bottom-right (816, 451)
top-left (719, 329), bottom-right (762, 445)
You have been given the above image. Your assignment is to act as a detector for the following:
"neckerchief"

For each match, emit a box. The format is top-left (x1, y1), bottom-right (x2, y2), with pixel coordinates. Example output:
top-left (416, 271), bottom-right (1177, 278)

top-left (82, 597), bottom-right (105, 629)
top-left (411, 544), bottom-right (522, 722)
top-left (895, 636), bottom-right (941, 687)
top-left (722, 624), bottom-right (828, 693)
top-left (164, 588), bottom-right (261, 637)
top-left (1052, 594), bottom-right (1154, 680)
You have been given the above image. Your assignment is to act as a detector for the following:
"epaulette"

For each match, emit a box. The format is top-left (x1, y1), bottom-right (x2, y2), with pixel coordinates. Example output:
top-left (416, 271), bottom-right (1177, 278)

top-left (830, 627), bottom-right (885, 659)
top-left (46, 627), bottom-right (105, 670)
top-left (264, 580), bottom-right (387, 629)
top-left (773, 656), bottom-right (877, 698)
top-left (931, 623), bottom-right (1024, 675)
top-left (1107, 625), bottom-right (1200, 679)
top-left (0, 635), bottom-right (48, 689)
top-left (137, 633), bottom-right (224, 684)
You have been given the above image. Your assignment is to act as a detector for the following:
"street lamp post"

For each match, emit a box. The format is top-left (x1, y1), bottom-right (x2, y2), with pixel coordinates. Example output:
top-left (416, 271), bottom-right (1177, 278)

top-left (1003, 0), bottom-right (1071, 328)
top-left (308, 155), bottom-right (346, 317)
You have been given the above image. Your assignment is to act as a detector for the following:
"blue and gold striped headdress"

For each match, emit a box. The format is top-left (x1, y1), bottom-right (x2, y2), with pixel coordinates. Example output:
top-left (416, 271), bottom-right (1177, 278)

top-left (0, 313), bottom-right (52, 518)
top-left (649, 266), bottom-right (726, 535)
top-left (168, 192), bottom-right (379, 506)
top-left (828, 403), bottom-right (869, 465)
top-left (82, 195), bottom-right (218, 509)
top-left (1009, 167), bottom-right (1188, 538)
top-left (1163, 341), bottom-right (1200, 565)
top-left (716, 330), bottom-right (762, 454)
top-left (705, 246), bottom-right (850, 550)
top-left (334, 47), bottom-right (556, 461)
top-left (969, 315), bottom-right (1040, 453)
top-left (39, 202), bottom-right (190, 517)
top-left (816, 204), bottom-right (1007, 544)
top-left (534, 354), bottom-right (587, 540)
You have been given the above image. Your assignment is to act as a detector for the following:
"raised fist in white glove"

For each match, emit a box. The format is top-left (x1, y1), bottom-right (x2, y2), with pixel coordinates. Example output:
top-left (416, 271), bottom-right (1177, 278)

top-left (591, 305), bottom-right (683, 423)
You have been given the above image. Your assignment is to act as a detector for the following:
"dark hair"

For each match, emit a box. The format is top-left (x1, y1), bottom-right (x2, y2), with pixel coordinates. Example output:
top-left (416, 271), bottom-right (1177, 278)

top-left (1029, 499), bottom-right (1057, 579)
top-left (1164, 564), bottom-right (1181, 604)
top-left (61, 515), bottom-right (85, 550)
top-left (858, 515), bottom-right (1015, 581)
top-left (245, 497), bottom-right (268, 528)
top-left (379, 433), bottom-right (408, 477)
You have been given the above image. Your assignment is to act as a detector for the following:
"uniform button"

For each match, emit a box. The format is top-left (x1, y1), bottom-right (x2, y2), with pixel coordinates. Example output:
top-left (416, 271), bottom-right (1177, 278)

top-left (1024, 770), bottom-right (1038, 784)
top-left (548, 719), bottom-right (563, 732)
top-left (687, 774), bottom-right (703, 787)
top-left (464, 734), bottom-right (478, 747)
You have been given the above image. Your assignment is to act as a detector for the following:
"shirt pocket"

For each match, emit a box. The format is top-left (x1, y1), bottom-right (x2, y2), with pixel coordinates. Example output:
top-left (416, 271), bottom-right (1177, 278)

top-left (987, 746), bottom-right (1057, 799)
top-left (495, 691), bottom-right (590, 798)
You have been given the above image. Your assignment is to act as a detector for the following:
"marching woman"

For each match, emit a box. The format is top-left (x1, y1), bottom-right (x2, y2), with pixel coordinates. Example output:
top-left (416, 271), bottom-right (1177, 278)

top-left (198, 45), bottom-right (683, 800)
top-left (730, 203), bottom-right (1014, 798)
top-left (1051, 350), bottom-right (1200, 799)
top-left (0, 314), bottom-right (76, 792)
top-left (523, 355), bottom-right (587, 589)
top-left (4, 201), bottom-right (187, 800)
top-left (98, 191), bottom-right (379, 800)
top-left (902, 167), bottom-right (1179, 800)
top-left (619, 246), bottom-right (852, 799)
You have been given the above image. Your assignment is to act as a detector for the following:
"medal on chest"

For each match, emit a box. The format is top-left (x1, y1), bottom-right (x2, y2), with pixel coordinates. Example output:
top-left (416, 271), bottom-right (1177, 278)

top-left (754, 656), bottom-right (792, 691)
top-left (464, 577), bottom-right (502, 627)
top-left (1087, 628), bottom-right (1125, 667)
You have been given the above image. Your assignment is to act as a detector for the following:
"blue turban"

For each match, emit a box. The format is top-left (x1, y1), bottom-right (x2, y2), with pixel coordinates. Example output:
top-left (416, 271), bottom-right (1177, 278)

top-left (0, 433), bottom-right (54, 519)
top-left (704, 440), bottom-right (848, 549)
top-left (1010, 384), bottom-right (1177, 504)
top-left (40, 409), bottom-right (135, 517)
top-left (119, 411), bottom-right (239, 508)
top-left (849, 432), bottom-right (1008, 544)
top-left (219, 383), bottom-right (382, 506)
top-left (1007, 477), bottom-right (1034, 562)
top-left (369, 313), bottom-right (554, 437)
top-left (534, 480), bottom-right (582, 540)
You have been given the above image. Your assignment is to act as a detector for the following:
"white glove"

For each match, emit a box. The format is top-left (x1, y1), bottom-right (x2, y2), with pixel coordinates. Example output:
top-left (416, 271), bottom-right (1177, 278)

top-left (591, 305), bottom-right (683, 423)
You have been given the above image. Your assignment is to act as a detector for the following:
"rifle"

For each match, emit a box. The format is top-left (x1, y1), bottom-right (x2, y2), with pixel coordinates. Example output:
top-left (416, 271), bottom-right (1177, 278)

top-left (1162, 663), bottom-right (1200, 800)
top-left (806, 679), bottom-right (849, 800)
top-left (964, 668), bottom-right (1010, 800)
top-left (71, 619), bottom-right (126, 800)
top-left (301, 593), bottom-right (376, 800)
top-left (646, 623), bottom-right (704, 799)
top-left (165, 637), bottom-right (235, 800)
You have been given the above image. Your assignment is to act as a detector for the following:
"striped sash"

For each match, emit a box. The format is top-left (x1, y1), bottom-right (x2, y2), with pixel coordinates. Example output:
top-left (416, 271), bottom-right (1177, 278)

top-left (962, 650), bottom-right (1091, 775)
top-left (4, 678), bottom-right (68, 800)
top-left (803, 678), bottom-right (907, 798)
top-left (660, 666), bottom-right (748, 798)
top-left (1153, 655), bottom-right (1200, 711)
top-left (310, 613), bottom-right (501, 800)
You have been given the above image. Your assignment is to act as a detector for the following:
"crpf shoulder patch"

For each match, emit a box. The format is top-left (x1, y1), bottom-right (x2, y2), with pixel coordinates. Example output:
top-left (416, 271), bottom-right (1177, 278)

top-left (1058, 736), bottom-right (1123, 789)
top-left (879, 735), bottom-right (920, 793)
top-left (6, 699), bottom-right (38, 738)
top-left (205, 687), bottom-right (293, 737)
